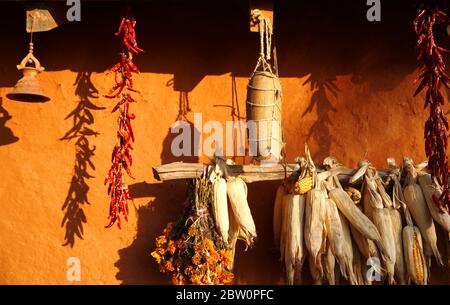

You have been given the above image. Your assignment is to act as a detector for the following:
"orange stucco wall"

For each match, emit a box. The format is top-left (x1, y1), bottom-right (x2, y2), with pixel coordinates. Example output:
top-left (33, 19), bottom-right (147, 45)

top-left (0, 1), bottom-right (449, 284)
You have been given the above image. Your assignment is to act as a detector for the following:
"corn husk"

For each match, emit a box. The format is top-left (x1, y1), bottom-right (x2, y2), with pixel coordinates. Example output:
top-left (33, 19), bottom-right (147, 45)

top-left (304, 188), bottom-right (327, 275)
top-left (418, 173), bottom-right (450, 234)
top-left (352, 242), bottom-right (365, 285)
top-left (389, 207), bottom-right (406, 285)
top-left (212, 177), bottom-right (229, 245)
top-left (227, 177), bottom-right (257, 247)
top-left (308, 254), bottom-right (322, 285)
top-left (325, 198), bottom-right (349, 279)
top-left (283, 194), bottom-right (306, 285)
top-left (403, 181), bottom-right (443, 266)
top-left (370, 207), bottom-right (396, 284)
top-left (227, 202), bottom-right (239, 270)
top-left (350, 224), bottom-right (380, 260)
top-left (322, 243), bottom-right (336, 285)
top-left (403, 225), bottom-right (428, 285)
top-left (338, 212), bottom-right (358, 285)
top-left (273, 184), bottom-right (286, 249)
top-left (328, 188), bottom-right (388, 262)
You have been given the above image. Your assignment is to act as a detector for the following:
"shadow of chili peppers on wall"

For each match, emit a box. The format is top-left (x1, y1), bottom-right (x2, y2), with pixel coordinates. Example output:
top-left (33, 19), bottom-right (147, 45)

top-left (60, 72), bottom-right (105, 247)
top-left (301, 72), bottom-right (339, 161)
top-left (0, 98), bottom-right (19, 146)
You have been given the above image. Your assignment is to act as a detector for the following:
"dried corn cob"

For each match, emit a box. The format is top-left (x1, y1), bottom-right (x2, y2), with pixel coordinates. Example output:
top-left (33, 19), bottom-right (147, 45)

top-left (308, 253), bottom-right (323, 285)
top-left (403, 225), bottom-right (428, 285)
top-left (322, 242), bottom-right (336, 285)
top-left (403, 159), bottom-right (443, 266)
top-left (328, 188), bottom-right (389, 262)
top-left (227, 177), bottom-right (257, 247)
top-left (345, 187), bottom-right (361, 205)
top-left (350, 223), bottom-right (380, 260)
top-left (304, 188), bottom-right (327, 276)
top-left (389, 207), bottom-right (406, 285)
top-left (352, 242), bottom-right (365, 285)
top-left (418, 173), bottom-right (450, 233)
top-left (227, 201), bottom-right (239, 270)
top-left (273, 183), bottom-right (286, 249)
top-left (212, 177), bottom-right (229, 245)
top-left (283, 194), bottom-right (306, 285)
top-left (371, 207), bottom-right (396, 284)
top-left (338, 211), bottom-right (358, 285)
top-left (295, 176), bottom-right (313, 195)
top-left (325, 198), bottom-right (349, 279)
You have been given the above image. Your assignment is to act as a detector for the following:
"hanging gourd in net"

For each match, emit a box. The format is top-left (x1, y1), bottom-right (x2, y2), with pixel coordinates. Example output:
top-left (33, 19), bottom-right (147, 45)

top-left (246, 10), bottom-right (283, 163)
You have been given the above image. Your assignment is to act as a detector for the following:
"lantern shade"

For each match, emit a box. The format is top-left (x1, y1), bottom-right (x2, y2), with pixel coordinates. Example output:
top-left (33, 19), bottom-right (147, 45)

top-left (7, 74), bottom-right (50, 103)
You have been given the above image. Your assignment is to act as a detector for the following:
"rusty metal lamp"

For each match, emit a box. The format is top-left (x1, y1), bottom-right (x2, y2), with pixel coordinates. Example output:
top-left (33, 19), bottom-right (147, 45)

top-left (6, 7), bottom-right (57, 103)
top-left (7, 42), bottom-right (49, 102)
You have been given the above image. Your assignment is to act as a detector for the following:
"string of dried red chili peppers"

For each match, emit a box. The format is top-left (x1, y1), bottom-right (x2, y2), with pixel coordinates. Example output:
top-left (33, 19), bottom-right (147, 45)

top-left (104, 17), bottom-right (143, 228)
top-left (414, 8), bottom-right (450, 212)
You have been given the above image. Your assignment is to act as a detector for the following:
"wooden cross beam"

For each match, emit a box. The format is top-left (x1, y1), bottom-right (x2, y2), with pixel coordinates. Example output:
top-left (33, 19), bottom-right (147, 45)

top-left (152, 162), bottom-right (390, 184)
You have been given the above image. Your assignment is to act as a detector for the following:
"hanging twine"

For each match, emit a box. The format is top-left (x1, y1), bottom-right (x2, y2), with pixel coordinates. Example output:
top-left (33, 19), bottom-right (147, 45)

top-left (251, 9), bottom-right (273, 74)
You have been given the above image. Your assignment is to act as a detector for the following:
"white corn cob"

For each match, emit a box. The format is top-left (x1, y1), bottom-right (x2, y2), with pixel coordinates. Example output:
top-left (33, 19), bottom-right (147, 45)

top-left (352, 242), bottom-right (365, 285)
top-left (403, 225), bottom-right (428, 285)
top-left (308, 254), bottom-right (322, 285)
top-left (304, 188), bottom-right (327, 275)
top-left (213, 177), bottom-right (229, 245)
top-left (350, 225), bottom-right (380, 259)
top-left (350, 201), bottom-right (380, 260)
top-left (328, 188), bottom-right (389, 262)
top-left (371, 207), bottom-right (396, 284)
top-left (338, 212), bottom-right (358, 285)
top-left (418, 173), bottom-right (450, 233)
top-left (403, 182), bottom-right (443, 266)
top-left (273, 184), bottom-right (286, 249)
top-left (284, 194), bottom-right (306, 285)
top-left (227, 202), bottom-right (239, 270)
top-left (325, 198), bottom-right (349, 279)
top-left (323, 243), bottom-right (336, 285)
top-left (280, 192), bottom-right (290, 260)
top-left (227, 177), bottom-right (257, 247)
top-left (389, 207), bottom-right (406, 285)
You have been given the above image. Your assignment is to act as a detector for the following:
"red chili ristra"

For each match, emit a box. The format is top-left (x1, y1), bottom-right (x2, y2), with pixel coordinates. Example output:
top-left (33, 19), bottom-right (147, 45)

top-left (414, 8), bottom-right (450, 212)
top-left (104, 17), bottom-right (143, 228)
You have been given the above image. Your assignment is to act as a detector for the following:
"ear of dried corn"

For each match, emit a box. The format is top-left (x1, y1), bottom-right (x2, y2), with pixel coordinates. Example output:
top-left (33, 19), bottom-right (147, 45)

top-left (418, 173), bottom-right (450, 233)
top-left (283, 194), bottom-right (306, 285)
top-left (338, 211), bottom-right (358, 285)
top-left (403, 180), bottom-right (443, 266)
top-left (304, 188), bottom-right (327, 276)
top-left (273, 183), bottom-right (286, 249)
top-left (371, 207), bottom-right (396, 284)
top-left (389, 207), bottom-right (406, 285)
top-left (322, 242), bottom-right (336, 285)
top-left (352, 242), bottom-right (365, 285)
top-left (328, 188), bottom-right (389, 262)
top-left (308, 254), bottom-right (323, 285)
top-left (350, 223), bottom-right (380, 260)
top-left (227, 177), bottom-right (257, 248)
top-left (227, 201), bottom-right (239, 271)
top-left (403, 225), bottom-right (428, 285)
top-left (212, 177), bottom-right (229, 245)
top-left (325, 198), bottom-right (348, 279)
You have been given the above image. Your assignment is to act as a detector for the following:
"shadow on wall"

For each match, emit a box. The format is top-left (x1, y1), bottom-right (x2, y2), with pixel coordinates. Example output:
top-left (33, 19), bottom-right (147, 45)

top-left (115, 90), bottom-right (201, 283)
top-left (301, 72), bottom-right (339, 161)
top-left (0, 98), bottom-right (19, 146)
top-left (60, 72), bottom-right (105, 247)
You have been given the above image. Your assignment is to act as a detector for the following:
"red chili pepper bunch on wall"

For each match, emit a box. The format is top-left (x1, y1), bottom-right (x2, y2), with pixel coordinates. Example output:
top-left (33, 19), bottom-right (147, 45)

top-left (414, 8), bottom-right (450, 212)
top-left (104, 17), bottom-right (143, 228)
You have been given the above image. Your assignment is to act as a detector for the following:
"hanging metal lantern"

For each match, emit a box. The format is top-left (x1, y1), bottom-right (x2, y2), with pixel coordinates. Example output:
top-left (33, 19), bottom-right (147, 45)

top-left (7, 42), bottom-right (49, 103)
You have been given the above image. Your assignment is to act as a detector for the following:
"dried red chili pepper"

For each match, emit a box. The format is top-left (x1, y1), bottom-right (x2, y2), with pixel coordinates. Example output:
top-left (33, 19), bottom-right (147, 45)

top-left (414, 8), bottom-right (450, 212)
top-left (104, 17), bottom-right (143, 228)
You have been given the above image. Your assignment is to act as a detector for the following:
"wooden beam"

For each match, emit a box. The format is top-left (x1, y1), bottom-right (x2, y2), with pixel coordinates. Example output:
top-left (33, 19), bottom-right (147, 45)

top-left (152, 162), bottom-right (390, 184)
